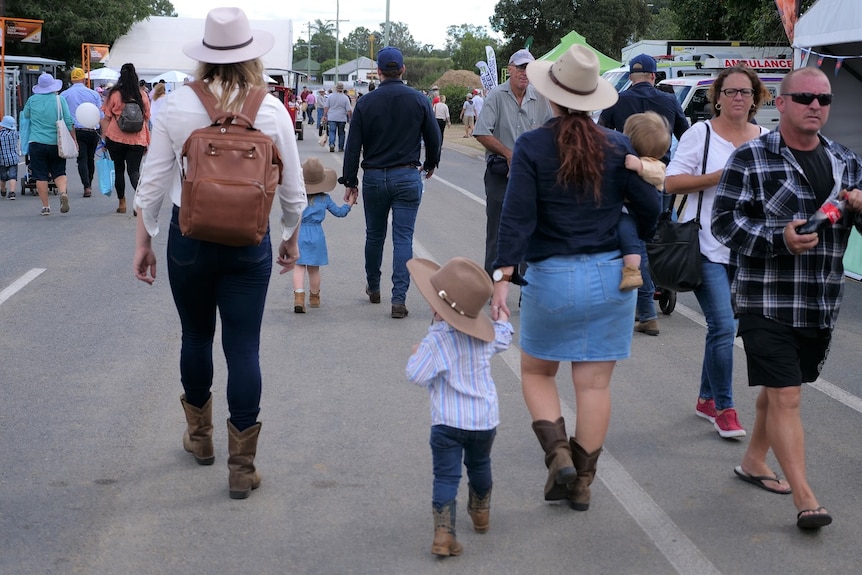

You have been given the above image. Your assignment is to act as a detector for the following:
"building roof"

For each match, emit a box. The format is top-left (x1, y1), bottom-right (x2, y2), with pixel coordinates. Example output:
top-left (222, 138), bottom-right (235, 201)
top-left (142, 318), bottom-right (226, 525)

top-left (322, 57), bottom-right (376, 75)
top-left (293, 59), bottom-right (321, 71)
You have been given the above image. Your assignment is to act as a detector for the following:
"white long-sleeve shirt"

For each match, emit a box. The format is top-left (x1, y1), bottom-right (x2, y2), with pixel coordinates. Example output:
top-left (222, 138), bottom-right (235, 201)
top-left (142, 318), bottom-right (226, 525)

top-left (135, 82), bottom-right (307, 241)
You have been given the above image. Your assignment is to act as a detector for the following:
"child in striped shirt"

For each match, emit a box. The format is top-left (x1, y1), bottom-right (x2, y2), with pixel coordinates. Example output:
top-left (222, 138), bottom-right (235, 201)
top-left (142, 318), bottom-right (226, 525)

top-left (406, 256), bottom-right (513, 558)
top-left (0, 116), bottom-right (20, 200)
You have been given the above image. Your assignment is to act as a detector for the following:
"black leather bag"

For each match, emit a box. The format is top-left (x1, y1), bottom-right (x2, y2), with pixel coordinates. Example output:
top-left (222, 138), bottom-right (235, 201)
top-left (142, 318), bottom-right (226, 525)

top-left (646, 124), bottom-right (711, 293)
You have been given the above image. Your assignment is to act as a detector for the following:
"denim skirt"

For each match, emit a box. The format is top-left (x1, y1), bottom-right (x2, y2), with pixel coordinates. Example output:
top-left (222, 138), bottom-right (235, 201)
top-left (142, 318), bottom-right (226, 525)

top-left (520, 252), bottom-right (636, 362)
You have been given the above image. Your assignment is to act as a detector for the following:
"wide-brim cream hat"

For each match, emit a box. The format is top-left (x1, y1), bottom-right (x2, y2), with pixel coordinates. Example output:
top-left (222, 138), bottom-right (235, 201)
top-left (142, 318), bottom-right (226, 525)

top-left (302, 157), bottom-right (338, 194)
top-left (407, 257), bottom-right (495, 343)
top-left (526, 44), bottom-right (618, 112)
top-left (183, 7), bottom-right (275, 65)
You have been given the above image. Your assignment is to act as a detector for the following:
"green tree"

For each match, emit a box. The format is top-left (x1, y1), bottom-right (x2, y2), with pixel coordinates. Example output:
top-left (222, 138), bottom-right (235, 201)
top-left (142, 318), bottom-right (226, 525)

top-left (490, 0), bottom-right (648, 61)
top-left (672, 0), bottom-right (816, 45)
top-left (375, 21), bottom-right (419, 55)
top-left (342, 27), bottom-right (375, 60)
top-left (403, 56), bottom-right (452, 87)
top-left (445, 24), bottom-right (501, 71)
top-left (7, 0), bottom-right (177, 64)
top-left (643, 8), bottom-right (680, 41)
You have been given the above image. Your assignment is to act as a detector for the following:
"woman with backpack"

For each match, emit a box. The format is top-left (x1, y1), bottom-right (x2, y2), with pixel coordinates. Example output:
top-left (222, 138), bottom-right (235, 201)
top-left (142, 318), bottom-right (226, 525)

top-left (101, 62), bottom-right (150, 213)
top-left (132, 7), bottom-right (306, 500)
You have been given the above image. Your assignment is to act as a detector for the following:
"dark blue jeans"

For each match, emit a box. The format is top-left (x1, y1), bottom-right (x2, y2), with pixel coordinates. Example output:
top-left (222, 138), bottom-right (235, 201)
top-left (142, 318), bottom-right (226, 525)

top-left (167, 207), bottom-right (272, 431)
top-left (327, 121), bottom-right (346, 150)
top-left (430, 425), bottom-right (496, 507)
top-left (74, 129), bottom-right (100, 189)
top-left (361, 167), bottom-right (422, 304)
top-left (636, 239), bottom-right (657, 322)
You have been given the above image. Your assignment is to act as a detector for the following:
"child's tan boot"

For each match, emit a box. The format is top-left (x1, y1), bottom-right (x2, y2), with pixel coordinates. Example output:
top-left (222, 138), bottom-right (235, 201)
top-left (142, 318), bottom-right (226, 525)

top-left (309, 291), bottom-right (320, 308)
top-left (294, 290), bottom-right (305, 313)
top-left (619, 266), bottom-right (643, 291)
top-left (431, 501), bottom-right (463, 557)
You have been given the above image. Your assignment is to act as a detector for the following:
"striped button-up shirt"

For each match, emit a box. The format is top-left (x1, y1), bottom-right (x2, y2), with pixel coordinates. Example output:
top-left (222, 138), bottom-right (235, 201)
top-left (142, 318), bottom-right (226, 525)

top-left (712, 130), bottom-right (862, 330)
top-left (406, 320), bottom-right (513, 431)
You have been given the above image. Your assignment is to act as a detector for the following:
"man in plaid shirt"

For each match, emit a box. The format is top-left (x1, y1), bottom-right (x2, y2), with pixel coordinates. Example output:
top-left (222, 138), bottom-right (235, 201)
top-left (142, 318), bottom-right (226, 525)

top-left (713, 66), bottom-right (862, 531)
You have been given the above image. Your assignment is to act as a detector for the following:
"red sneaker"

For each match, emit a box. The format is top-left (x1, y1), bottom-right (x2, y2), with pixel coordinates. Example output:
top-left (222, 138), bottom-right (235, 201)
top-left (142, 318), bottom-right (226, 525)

top-left (714, 408), bottom-right (746, 438)
top-left (695, 399), bottom-right (717, 423)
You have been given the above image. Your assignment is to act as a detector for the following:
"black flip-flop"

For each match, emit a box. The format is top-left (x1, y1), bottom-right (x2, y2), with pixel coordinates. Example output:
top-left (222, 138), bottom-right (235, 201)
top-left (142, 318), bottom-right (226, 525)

top-left (797, 506), bottom-right (833, 530)
top-left (733, 465), bottom-right (793, 495)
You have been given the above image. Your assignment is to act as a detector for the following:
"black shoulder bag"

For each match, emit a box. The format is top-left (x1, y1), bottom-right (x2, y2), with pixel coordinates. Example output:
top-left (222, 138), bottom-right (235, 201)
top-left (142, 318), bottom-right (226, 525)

top-left (646, 123), bottom-right (711, 292)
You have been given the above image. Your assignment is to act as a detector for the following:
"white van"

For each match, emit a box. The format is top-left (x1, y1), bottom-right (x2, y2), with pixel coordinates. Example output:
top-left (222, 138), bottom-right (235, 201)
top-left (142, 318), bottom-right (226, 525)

top-left (658, 72), bottom-right (785, 129)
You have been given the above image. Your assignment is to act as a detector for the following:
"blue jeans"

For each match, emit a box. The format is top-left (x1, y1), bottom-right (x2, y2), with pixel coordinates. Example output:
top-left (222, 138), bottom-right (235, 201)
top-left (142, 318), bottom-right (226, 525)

top-left (693, 257), bottom-right (737, 409)
top-left (328, 121), bottom-right (346, 150)
top-left (430, 425), bottom-right (496, 507)
top-left (317, 108), bottom-right (325, 135)
top-left (636, 239), bottom-right (657, 321)
top-left (166, 207), bottom-right (272, 431)
top-left (362, 167), bottom-right (422, 304)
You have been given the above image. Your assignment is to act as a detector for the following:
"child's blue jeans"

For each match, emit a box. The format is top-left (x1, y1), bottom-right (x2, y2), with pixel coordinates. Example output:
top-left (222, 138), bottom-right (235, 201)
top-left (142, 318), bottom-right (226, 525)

top-left (430, 424), bottom-right (495, 507)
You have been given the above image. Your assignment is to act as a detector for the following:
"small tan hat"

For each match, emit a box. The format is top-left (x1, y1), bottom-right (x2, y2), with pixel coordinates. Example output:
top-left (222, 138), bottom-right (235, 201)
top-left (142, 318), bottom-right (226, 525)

top-left (302, 157), bottom-right (338, 194)
top-left (407, 257), bottom-right (495, 342)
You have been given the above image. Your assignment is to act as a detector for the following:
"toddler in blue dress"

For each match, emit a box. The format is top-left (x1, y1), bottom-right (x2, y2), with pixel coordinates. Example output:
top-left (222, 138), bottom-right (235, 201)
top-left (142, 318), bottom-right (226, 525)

top-left (406, 256), bottom-right (513, 557)
top-left (293, 157), bottom-right (355, 312)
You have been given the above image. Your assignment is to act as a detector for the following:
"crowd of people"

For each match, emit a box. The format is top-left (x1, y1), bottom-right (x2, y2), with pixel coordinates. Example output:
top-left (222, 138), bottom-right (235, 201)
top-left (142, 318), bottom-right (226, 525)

top-left (7, 4), bottom-right (860, 554)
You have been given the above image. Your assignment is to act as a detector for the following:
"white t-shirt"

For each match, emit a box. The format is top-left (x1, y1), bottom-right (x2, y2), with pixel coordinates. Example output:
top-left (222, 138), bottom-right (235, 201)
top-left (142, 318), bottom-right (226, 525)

top-left (472, 95), bottom-right (484, 117)
top-left (666, 119), bottom-right (769, 264)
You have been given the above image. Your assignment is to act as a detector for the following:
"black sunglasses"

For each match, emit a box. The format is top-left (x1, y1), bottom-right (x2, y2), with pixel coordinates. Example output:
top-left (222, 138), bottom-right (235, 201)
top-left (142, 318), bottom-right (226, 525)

top-left (782, 92), bottom-right (833, 106)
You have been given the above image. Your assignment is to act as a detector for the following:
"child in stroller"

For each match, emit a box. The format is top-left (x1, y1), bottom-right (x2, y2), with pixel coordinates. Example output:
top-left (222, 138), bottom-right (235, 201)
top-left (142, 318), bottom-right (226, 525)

top-left (19, 155), bottom-right (58, 196)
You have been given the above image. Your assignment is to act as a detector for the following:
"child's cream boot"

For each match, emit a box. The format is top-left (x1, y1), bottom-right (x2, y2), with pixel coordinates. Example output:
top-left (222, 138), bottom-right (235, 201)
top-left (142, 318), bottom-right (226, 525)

top-left (309, 291), bottom-right (320, 308)
top-left (619, 266), bottom-right (643, 291)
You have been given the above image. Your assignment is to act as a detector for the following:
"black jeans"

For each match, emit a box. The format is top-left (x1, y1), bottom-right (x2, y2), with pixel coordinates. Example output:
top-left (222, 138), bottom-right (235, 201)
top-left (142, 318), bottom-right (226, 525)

top-left (75, 129), bottom-right (100, 189)
top-left (104, 139), bottom-right (146, 200)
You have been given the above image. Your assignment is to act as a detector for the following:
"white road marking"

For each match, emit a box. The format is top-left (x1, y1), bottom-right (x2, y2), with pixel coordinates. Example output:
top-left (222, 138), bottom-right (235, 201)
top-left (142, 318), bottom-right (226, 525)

top-left (0, 268), bottom-right (46, 306)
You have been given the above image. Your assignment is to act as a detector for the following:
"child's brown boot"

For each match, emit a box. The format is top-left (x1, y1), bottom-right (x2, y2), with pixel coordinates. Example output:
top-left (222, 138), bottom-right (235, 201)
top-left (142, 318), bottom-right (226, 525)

top-left (619, 266), bottom-right (643, 291)
top-left (431, 501), bottom-right (463, 557)
top-left (294, 290), bottom-right (305, 313)
top-left (467, 483), bottom-right (491, 533)
top-left (309, 291), bottom-right (320, 308)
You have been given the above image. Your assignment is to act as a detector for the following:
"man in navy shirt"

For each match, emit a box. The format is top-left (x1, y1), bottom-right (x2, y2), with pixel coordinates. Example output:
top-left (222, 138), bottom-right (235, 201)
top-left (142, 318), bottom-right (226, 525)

top-left (341, 46), bottom-right (441, 319)
top-left (599, 54), bottom-right (689, 336)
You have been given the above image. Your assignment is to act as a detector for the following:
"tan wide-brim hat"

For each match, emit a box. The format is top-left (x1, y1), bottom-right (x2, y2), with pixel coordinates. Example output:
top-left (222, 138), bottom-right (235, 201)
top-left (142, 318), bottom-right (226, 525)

top-left (526, 44), bottom-right (618, 112)
top-left (407, 257), bottom-right (495, 342)
top-left (183, 7), bottom-right (275, 65)
top-left (302, 157), bottom-right (338, 194)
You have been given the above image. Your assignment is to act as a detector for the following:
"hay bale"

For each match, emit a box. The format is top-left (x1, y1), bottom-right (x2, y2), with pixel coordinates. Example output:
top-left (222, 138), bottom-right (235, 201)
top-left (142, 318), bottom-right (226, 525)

top-left (432, 70), bottom-right (483, 91)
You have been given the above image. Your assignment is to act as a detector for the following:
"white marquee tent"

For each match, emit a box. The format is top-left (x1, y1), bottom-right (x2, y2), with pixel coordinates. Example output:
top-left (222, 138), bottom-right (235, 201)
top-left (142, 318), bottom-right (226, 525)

top-left (105, 16), bottom-right (294, 81)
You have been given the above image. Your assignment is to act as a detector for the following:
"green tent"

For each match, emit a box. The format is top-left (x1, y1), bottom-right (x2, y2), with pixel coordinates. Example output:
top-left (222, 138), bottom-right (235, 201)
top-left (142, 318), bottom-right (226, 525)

top-left (539, 31), bottom-right (621, 73)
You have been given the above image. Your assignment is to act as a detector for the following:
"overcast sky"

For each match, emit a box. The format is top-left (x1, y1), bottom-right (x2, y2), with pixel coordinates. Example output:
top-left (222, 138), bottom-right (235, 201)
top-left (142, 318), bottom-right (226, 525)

top-left (170, 0), bottom-right (503, 52)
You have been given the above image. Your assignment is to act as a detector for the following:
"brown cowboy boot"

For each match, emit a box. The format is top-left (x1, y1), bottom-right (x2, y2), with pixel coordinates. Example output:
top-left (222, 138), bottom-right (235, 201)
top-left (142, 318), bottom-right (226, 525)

top-left (431, 501), bottom-right (463, 557)
top-left (180, 394), bottom-right (215, 465)
top-left (294, 290), bottom-right (305, 313)
top-left (309, 291), bottom-right (320, 308)
top-left (227, 420), bottom-right (262, 499)
top-left (532, 418), bottom-right (577, 500)
top-left (569, 438), bottom-right (603, 511)
top-left (467, 483), bottom-right (491, 533)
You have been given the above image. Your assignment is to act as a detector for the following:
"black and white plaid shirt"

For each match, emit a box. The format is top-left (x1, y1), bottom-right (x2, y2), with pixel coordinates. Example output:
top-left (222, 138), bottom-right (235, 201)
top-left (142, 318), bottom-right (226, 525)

top-left (713, 130), bottom-right (862, 330)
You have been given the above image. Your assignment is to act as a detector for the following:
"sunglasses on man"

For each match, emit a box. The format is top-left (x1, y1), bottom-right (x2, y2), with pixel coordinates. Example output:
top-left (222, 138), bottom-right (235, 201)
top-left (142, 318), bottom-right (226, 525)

top-left (781, 92), bottom-right (833, 106)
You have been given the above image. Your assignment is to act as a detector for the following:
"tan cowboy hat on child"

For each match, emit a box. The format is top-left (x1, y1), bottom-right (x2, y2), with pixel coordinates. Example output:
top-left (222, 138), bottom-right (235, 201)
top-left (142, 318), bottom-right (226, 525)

top-left (182, 7), bottom-right (275, 64)
top-left (301, 158), bottom-right (337, 194)
top-left (407, 257), bottom-right (495, 342)
top-left (526, 44), bottom-right (618, 113)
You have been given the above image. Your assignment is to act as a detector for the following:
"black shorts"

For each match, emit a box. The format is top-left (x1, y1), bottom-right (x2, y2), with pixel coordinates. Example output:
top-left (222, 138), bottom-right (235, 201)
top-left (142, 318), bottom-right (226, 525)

top-left (28, 142), bottom-right (66, 181)
top-left (737, 314), bottom-right (831, 388)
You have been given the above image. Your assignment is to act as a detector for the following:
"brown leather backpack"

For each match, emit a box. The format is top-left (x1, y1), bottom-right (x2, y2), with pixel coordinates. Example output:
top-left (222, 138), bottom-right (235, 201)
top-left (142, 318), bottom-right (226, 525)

top-left (179, 82), bottom-right (284, 246)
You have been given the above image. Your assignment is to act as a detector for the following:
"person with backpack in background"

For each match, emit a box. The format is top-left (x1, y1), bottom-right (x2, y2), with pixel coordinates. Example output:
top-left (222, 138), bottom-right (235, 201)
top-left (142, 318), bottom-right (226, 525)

top-left (101, 63), bottom-right (150, 214)
top-left (132, 7), bottom-right (306, 500)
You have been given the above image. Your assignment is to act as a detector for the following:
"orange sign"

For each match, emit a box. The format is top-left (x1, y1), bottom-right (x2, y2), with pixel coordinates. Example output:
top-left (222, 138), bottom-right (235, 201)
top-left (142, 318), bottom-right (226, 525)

top-left (89, 45), bottom-right (110, 63)
top-left (5, 20), bottom-right (43, 43)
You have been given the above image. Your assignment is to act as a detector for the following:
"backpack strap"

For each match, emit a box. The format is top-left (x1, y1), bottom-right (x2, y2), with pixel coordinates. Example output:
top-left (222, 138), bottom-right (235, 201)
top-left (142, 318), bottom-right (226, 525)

top-left (189, 82), bottom-right (267, 127)
top-left (238, 88), bottom-right (267, 126)
top-left (188, 81), bottom-right (221, 122)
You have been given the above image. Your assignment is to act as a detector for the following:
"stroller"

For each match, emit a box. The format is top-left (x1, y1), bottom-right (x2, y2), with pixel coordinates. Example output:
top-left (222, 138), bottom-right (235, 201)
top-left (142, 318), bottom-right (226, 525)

top-left (19, 155), bottom-right (58, 196)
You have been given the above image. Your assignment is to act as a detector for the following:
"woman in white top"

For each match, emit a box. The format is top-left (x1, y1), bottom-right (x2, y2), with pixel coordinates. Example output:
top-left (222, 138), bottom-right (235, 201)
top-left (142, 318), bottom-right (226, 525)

top-left (665, 66), bottom-right (780, 451)
top-left (132, 7), bottom-right (307, 500)
top-left (433, 94), bottom-right (451, 139)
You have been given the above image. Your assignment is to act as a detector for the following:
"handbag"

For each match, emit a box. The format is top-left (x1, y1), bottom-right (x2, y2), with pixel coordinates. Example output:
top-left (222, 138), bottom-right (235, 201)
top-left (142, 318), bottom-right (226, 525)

top-left (95, 144), bottom-right (115, 196)
top-left (55, 96), bottom-right (79, 159)
top-left (646, 124), bottom-right (711, 292)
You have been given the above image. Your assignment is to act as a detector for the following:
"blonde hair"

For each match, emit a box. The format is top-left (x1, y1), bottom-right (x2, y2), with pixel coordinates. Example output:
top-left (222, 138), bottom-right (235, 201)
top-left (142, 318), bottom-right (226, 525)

top-left (152, 83), bottom-right (166, 100)
top-left (623, 111), bottom-right (671, 159)
top-left (193, 59), bottom-right (266, 112)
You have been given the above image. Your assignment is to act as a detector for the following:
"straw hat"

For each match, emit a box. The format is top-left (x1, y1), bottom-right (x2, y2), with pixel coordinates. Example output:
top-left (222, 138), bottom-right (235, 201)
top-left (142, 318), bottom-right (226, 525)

top-left (33, 73), bottom-right (62, 94)
top-left (302, 157), bottom-right (337, 194)
top-left (182, 7), bottom-right (274, 64)
top-left (407, 257), bottom-right (495, 342)
top-left (526, 44), bottom-right (618, 112)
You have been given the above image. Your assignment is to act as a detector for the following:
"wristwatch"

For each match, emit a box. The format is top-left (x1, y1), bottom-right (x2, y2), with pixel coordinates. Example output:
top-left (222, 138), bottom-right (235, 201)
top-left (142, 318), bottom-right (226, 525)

top-left (492, 269), bottom-right (513, 283)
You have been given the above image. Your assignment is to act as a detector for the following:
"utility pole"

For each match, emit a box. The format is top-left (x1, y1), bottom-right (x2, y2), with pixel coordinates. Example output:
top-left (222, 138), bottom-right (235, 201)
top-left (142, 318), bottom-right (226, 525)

top-left (304, 22), bottom-right (313, 85)
top-left (384, 1), bottom-right (391, 47)
top-left (326, 1), bottom-right (349, 85)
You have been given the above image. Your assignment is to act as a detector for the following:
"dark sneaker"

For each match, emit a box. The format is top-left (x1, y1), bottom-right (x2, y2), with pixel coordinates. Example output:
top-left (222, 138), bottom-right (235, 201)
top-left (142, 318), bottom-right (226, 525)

top-left (41, 206), bottom-right (51, 216)
top-left (365, 285), bottom-right (381, 304)
top-left (634, 319), bottom-right (659, 336)
top-left (391, 304), bottom-right (409, 319)
top-left (329, 145), bottom-right (335, 152)
top-left (60, 194), bottom-right (70, 213)
top-left (8, 191), bottom-right (15, 200)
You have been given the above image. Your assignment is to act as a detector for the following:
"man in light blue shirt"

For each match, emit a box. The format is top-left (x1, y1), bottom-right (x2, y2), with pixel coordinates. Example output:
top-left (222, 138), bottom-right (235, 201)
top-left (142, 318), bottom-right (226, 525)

top-left (61, 68), bottom-right (102, 197)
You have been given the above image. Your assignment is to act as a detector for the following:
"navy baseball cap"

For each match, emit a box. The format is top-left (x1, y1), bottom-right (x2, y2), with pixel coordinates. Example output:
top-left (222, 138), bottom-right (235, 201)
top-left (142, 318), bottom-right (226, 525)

top-left (629, 54), bottom-right (657, 73)
top-left (377, 46), bottom-right (404, 70)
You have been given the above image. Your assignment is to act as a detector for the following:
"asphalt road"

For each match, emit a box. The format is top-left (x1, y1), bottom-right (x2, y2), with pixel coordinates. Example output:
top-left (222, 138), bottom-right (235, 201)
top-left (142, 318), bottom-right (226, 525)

top-left (2, 124), bottom-right (862, 574)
